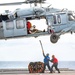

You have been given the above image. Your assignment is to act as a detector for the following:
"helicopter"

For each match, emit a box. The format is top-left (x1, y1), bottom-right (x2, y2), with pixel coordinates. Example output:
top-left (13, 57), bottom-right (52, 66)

top-left (0, 0), bottom-right (75, 44)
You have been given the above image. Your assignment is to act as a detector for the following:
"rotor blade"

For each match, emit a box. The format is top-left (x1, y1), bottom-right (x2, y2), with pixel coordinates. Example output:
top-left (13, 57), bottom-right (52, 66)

top-left (25, 0), bottom-right (46, 3)
top-left (0, 2), bottom-right (27, 6)
top-left (0, 0), bottom-right (46, 6)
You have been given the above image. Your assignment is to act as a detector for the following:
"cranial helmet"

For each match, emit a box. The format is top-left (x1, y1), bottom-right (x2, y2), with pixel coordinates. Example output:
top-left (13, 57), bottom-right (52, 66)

top-left (46, 53), bottom-right (49, 56)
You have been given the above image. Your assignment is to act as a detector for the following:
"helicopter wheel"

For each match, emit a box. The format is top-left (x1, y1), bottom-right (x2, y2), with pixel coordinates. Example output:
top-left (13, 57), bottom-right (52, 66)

top-left (50, 34), bottom-right (59, 43)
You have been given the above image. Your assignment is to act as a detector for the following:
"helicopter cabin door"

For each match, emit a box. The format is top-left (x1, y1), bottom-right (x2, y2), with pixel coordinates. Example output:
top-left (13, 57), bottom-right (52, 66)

top-left (57, 13), bottom-right (67, 24)
top-left (56, 13), bottom-right (67, 31)
top-left (14, 18), bottom-right (27, 36)
top-left (46, 15), bottom-right (54, 26)
top-left (3, 20), bottom-right (14, 38)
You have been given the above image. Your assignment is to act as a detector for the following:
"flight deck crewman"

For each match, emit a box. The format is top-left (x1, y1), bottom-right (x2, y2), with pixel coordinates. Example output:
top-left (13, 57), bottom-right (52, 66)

top-left (50, 55), bottom-right (60, 73)
top-left (42, 50), bottom-right (51, 73)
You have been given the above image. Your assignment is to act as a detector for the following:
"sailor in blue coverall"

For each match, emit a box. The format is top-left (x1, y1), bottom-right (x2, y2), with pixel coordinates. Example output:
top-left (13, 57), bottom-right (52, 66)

top-left (43, 51), bottom-right (51, 72)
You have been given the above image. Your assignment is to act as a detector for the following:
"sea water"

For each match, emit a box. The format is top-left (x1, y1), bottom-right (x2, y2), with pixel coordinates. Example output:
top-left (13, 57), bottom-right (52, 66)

top-left (0, 61), bottom-right (75, 70)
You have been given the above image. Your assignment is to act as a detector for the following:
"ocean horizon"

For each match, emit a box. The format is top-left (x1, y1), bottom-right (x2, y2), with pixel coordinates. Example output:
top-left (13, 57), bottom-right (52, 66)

top-left (0, 61), bottom-right (75, 70)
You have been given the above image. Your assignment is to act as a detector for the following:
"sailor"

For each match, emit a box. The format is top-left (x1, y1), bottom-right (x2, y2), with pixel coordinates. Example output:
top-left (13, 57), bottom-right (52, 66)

top-left (27, 21), bottom-right (32, 34)
top-left (42, 50), bottom-right (51, 73)
top-left (50, 55), bottom-right (60, 73)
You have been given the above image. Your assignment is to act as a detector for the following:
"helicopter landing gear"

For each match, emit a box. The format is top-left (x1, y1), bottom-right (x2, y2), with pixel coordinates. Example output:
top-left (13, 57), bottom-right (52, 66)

top-left (50, 34), bottom-right (59, 43)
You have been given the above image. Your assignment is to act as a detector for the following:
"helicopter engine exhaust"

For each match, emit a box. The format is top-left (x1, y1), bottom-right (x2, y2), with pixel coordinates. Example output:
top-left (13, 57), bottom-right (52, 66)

top-left (50, 34), bottom-right (59, 43)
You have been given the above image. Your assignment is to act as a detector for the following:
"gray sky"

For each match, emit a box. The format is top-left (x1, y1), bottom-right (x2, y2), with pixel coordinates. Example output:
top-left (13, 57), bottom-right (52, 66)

top-left (0, 0), bottom-right (75, 61)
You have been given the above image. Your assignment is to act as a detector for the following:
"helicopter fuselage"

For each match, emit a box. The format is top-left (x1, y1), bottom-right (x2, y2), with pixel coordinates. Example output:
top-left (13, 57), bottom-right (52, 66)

top-left (0, 7), bottom-right (75, 44)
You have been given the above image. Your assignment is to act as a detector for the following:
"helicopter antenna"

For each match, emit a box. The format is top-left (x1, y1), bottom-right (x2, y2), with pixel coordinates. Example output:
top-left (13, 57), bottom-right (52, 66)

top-left (47, 4), bottom-right (52, 8)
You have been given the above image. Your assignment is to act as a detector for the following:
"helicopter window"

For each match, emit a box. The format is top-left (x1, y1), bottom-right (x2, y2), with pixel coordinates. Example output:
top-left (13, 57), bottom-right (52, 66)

top-left (46, 15), bottom-right (54, 25)
top-left (68, 14), bottom-right (75, 21)
top-left (6, 21), bottom-right (14, 30)
top-left (16, 19), bottom-right (25, 29)
top-left (53, 16), bottom-right (56, 24)
top-left (0, 15), bottom-right (2, 22)
top-left (58, 13), bottom-right (67, 24)
top-left (57, 15), bottom-right (61, 24)
top-left (1, 15), bottom-right (9, 21)
top-left (0, 22), bottom-right (3, 29)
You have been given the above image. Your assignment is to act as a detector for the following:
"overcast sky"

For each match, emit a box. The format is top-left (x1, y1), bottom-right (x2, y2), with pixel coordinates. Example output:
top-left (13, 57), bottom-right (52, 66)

top-left (0, 0), bottom-right (75, 61)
